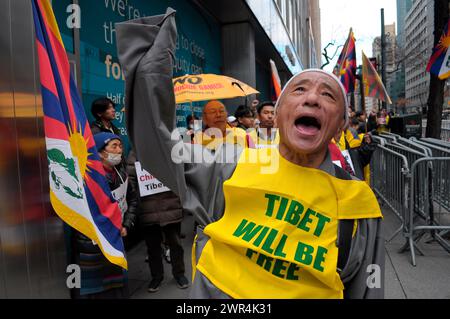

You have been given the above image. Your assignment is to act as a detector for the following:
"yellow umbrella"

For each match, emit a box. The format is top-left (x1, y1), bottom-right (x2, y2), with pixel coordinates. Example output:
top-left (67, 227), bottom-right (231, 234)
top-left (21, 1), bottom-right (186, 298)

top-left (173, 74), bottom-right (259, 104)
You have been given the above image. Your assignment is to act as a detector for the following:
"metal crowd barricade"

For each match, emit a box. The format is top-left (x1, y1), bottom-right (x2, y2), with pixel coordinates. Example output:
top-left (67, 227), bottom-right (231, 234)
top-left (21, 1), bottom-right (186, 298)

top-left (383, 142), bottom-right (427, 174)
top-left (395, 137), bottom-right (433, 157)
top-left (420, 137), bottom-right (450, 149)
top-left (412, 138), bottom-right (450, 158)
top-left (383, 142), bottom-right (433, 227)
top-left (410, 139), bottom-right (450, 212)
top-left (380, 132), bottom-right (402, 139)
top-left (371, 131), bottom-right (450, 265)
top-left (442, 128), bottom-right (450, 142)
top-left (379, 132), bottom-right (398, 144)
top-left (371, 144), bottom-right (410, 241)
top-left (371, 135), bottom-right (386, 146)
top-left (402, 157), bottom-right (450, 266)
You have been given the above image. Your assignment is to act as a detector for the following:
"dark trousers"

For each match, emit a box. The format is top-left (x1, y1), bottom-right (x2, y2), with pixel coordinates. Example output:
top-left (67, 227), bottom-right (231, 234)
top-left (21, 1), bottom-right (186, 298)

top-left (142, 222), bottom-right (185, 280)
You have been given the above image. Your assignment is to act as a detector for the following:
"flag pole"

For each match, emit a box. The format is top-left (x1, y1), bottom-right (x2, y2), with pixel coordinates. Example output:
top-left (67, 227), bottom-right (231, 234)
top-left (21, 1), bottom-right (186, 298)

top-left (381, 8), bottom-right (387, 111)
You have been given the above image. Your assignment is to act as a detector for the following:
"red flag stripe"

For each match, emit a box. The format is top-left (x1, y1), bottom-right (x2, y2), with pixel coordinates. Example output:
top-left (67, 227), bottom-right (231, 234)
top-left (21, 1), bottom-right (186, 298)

top-left (36, 0), bottom-right (77, 129)
top-left (85, 177), bottom-right (122, 229)
top-left (44, 116), bottom-right (70, 140)
top-left (36, 41), bottom-right (59, 97)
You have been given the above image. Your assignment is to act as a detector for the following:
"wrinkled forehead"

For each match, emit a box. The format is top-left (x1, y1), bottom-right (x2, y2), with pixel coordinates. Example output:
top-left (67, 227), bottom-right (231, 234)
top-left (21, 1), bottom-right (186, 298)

top-left (286, 71), bottom-right (343, 99)
top-left (204, 103), bottom-right (225, 112)
top-left (275, 69), bottom-right (348, 119)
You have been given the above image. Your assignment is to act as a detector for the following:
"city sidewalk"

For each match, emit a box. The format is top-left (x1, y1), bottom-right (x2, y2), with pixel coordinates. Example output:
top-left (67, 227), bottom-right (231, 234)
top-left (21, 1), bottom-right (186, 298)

top-left (383, 205), bottom-right (450, 299)
top-left (127, 207), bottom-right (450, 299)
top-left (127, 214), bottom-right (195, 299)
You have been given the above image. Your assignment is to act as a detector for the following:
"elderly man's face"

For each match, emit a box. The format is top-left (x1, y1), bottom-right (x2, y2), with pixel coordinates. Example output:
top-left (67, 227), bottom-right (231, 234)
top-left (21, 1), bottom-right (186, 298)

top-left (203, 102), bottom-right (227, 131)
top-left (275, 72), bottom-right (345, 156)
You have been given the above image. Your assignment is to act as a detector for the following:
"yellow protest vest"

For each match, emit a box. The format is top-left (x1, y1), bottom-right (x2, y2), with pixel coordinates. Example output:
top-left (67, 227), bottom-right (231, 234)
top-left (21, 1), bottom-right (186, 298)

top-left (194, 126), bottom-right (249, 150)
top-left (248, 128), bottom-right (280, 149)
top-left (337, 130), bottom-right (361, 150)
top-left (195, 148), bottom-right (382, 299)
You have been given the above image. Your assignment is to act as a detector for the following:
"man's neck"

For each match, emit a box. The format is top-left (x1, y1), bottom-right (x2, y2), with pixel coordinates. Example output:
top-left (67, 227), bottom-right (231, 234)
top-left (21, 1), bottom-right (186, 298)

top-left (259, 126), bottom-right (274, 139)
top-left (101, 119), bottom-right (112, 129)
top-left (278, 143), bottom-right (326, 169)
top-left (103, 161), bottom-right (114, 171)
top-left (204, 126), bottom-right (227, 138)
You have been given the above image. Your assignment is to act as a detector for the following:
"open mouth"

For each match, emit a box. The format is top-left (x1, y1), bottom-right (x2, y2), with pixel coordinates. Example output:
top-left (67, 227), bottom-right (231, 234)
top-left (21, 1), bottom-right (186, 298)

top-left (294, 116), bottom-right (322, 136)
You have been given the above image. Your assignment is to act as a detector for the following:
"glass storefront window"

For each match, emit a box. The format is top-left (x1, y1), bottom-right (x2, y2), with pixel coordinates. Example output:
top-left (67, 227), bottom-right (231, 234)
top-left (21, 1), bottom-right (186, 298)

top-left (246, 0), bottom-right (303, 74)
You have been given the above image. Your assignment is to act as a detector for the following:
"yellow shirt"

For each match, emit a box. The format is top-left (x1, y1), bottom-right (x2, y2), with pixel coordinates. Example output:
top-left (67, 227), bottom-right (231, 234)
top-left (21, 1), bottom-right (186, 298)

top-left (248, 128), bottom-right (280, 149)
top-left (193, 126), bottom-right (250, 150)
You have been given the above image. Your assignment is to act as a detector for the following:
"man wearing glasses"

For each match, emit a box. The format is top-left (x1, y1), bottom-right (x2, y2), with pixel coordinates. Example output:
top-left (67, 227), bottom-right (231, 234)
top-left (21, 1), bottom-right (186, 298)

top-left (193, 100), bottom-right (254, 150)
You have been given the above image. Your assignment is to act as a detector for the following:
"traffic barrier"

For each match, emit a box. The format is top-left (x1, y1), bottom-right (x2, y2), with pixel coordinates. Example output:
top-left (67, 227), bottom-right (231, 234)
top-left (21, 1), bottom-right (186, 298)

top-left (420, 137), bottom-right (450, 149)
top-left (379, 132), bottom-right (399, 143)
top-left (371, 145), bottom-right (409, 242)
top-left (371, 136), bottom-right (450, 265)
top-left (442, 128), bottom-right (450, 142)
top-left (395, 137), bottom-right (433, 157)
top-left (401, 158), bottom-right (450, 266)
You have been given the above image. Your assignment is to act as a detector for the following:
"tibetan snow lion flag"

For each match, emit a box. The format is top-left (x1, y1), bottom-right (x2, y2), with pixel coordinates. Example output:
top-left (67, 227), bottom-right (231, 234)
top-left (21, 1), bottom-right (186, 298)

top-left (333, 28), bottom-right (357, 93)
top-left (362, 51), bottom-right (392, 104)
top-left (427, 19), bottom-right (450, 80)
top-left (32, 0), bottom-right (127, 269)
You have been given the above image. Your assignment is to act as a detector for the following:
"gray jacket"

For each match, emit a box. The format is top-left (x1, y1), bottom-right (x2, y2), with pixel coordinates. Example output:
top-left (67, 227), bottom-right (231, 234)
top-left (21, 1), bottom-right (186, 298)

top-left (115, 8), bottom-right (384, 299)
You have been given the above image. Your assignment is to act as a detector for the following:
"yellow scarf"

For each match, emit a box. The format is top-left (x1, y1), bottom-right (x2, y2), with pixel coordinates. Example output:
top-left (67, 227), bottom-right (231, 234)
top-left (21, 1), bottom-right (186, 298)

top-left (194, 148), bottom-right (382, 298)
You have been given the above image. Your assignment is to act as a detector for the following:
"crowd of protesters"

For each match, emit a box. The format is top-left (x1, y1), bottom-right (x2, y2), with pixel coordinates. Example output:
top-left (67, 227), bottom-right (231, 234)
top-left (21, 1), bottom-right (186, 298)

top-left (74, 89), bottom-right (389, 299)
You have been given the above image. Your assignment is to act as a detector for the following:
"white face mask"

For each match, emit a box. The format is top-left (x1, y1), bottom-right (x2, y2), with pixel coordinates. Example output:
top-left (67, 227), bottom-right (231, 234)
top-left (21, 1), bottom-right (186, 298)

top-left (104, 152), bottom-right (122, 166)
top-left (193, 121), bottom-right (201, 131)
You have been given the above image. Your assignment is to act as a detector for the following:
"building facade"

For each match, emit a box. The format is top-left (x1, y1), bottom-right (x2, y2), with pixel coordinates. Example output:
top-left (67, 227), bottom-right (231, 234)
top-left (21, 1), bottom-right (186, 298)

top-left (397, 0), bottom-right (414, 47)
top-left (404, 0), bottom-right (434, 112)
top-left (372, 23), bottom-right (397, 111)
top-left (387, 0), bottom-right (414, 114)
top-left (0, 0), bottom-right (320, 298)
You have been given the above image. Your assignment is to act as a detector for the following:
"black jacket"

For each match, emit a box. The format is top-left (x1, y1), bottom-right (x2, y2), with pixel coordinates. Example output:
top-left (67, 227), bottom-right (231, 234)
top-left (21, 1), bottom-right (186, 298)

top-left (344, 135), bottom-right (376, 180)
top-left (126, 150), bottom-right (183, 227)
top-left (90, 120), bottom-right (121, 135)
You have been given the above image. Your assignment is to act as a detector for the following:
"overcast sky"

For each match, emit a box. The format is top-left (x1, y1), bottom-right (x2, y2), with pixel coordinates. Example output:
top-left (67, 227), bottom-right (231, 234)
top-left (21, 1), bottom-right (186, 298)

top-left (320, 0), bottom-right (397, 71)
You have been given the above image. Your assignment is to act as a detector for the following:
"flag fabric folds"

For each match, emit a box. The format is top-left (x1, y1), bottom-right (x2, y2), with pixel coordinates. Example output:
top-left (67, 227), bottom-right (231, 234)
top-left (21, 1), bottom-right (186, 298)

top-left (362, 51), bottom-right (392, 104)
top-left (32, 0), bottom-right (127, 269)
top-left (427, 18), bottom-right (450, 80)
top-left (270, 59), bottom-right (282, 99)
top-left (334, 28), bottom-right (357, 93)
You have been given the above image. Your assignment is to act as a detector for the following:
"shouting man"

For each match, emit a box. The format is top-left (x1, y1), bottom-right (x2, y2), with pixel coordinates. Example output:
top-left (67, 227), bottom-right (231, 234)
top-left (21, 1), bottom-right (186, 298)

top-left (116, 9), bottom-right (383, 299)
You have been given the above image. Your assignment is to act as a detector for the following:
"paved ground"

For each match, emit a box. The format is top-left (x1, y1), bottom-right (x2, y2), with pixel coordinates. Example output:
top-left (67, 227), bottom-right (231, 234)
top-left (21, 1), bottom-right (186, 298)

top-left (127, 206), bottom-right (450, 299)
top-left (127, 214), bottom-right (195, 299)
top-left (382, 204), bottom-right (450, 299)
